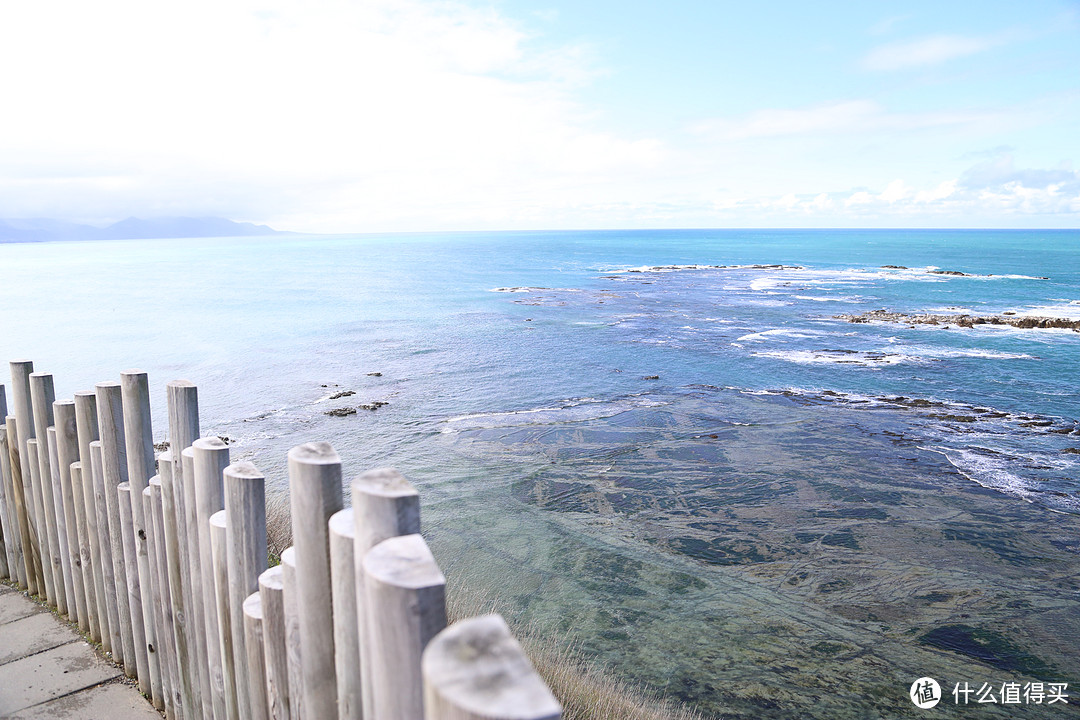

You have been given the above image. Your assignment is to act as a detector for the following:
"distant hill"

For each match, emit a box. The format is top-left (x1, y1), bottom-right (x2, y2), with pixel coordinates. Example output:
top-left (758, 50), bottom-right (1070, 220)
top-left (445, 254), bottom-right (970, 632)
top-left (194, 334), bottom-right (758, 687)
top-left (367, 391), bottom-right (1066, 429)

top-left (0, 216), bottom-right (289, 243)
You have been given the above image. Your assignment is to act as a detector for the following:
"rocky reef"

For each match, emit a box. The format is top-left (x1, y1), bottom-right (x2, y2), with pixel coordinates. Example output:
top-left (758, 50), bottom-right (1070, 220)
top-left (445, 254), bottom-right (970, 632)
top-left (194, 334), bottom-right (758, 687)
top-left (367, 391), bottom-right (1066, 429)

top-left (837, 309), bottom-right (1080, 331)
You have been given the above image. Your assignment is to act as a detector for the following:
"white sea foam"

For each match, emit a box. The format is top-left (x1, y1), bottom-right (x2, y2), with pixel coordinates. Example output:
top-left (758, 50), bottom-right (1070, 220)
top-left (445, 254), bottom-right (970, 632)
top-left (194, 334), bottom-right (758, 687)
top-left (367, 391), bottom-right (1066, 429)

top-left (751, 349), bottom-right (919, 366)
top-left (443, 396), bottom-right (666, 432)
top-left (736, 328), bottom-right (830, 342)
top-left (1013, 301), bottom-right (1080, 320)
top-left (924, 446), bottom-right (1080, 512)
top-left (793, 295), bottom-right (863, 302)
top-left (489, 286), bottom-right (579, 293)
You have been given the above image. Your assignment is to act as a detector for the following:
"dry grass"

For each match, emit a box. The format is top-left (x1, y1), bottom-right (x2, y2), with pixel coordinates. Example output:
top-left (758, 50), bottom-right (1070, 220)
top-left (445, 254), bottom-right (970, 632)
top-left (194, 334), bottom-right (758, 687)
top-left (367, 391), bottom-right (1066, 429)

top-left (446, 581), bottom-right (706, 720)
top-left (265, 489), bottom-right (292, 566)
top-left (263, 495), bottom-right (705, 720)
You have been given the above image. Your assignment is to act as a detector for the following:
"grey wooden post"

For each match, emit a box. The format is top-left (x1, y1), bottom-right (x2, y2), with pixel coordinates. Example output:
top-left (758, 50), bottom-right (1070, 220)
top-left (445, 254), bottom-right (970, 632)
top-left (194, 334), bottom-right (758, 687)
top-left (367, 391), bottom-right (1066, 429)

top-left (90, 441), bottom-right (121, 659)
top-left (24, 438), bottom-right (56, 605)
top-left (183, 445), bottom-right (215, 720)
top-left (75, 391), bottom-right (108, 648)
top-left (351, 467), bottom-right (420, 720)
top-left (243, 592), bottom-right (269, 720)
top-left (56, 399), bottom-right (88, 628)
top-left (29, 374), bottom-right (60, 607)
top-left (97, 381), bottom-right (135, 674)
top-left (50, 405), bottom-right (78, 621)
top-left (166, 381), bottom-right (203, 717)
top-left (421, 614), bottom-right (561, 720)
top-left (194, 437), bottom-right (231, 720)
top-left (225, 461), bottom-right (267, 720)
top-left (287, 442), bottom-right (343, 720)
top-left (328, 508), bottom-right (360, 720)
top-left (211, 509), bottom-right (239, 720)
top-left (9, 361), bottom-right (42, 595)
top-left (3, 419), bottom-right (31, 590)
top-left (148, 479), bottom-right (178, 720)
top-left (70, 460), bottom-right (97, 639)
top-left (362, 533), bottom-right (447, 720)
top-left (121, 370), bottom-right (162, 708)
top-left (117, 481), bottom-right (146, 684)
top-left (258, 565), bottom-right (290, 720)
top-left (280, 547), bottom-right (303, 720)
top-left (160, 451), bottom-right (196, 720)
top-left (0, 424), bottom-right (25, 588)
top-left (0, 389), bottom-right (11, 581)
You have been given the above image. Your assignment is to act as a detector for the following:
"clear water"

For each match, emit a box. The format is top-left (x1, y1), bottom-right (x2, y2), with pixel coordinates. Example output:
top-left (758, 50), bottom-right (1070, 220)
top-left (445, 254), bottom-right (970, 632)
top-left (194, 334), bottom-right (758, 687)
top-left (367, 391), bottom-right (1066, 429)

top-left (2, 229), bottom-right (1079, 718)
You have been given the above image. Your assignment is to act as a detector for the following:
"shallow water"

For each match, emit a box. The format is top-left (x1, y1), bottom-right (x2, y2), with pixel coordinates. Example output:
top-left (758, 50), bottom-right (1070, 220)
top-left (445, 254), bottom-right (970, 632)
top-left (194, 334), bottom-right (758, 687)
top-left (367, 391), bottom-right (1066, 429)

top-left (1, 229), bottom-right (1078, 717)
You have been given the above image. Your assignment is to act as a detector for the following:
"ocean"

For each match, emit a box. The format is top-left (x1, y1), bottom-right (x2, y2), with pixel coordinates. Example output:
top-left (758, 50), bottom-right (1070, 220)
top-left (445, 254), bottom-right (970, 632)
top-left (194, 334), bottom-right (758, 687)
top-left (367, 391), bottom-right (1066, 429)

top-left (2, 228), bottom-right (1079, 718)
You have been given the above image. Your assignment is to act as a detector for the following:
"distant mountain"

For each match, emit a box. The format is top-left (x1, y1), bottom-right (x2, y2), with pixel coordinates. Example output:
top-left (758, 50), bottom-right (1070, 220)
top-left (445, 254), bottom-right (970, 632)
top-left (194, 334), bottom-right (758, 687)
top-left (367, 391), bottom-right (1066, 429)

top-left (0, 216), bottom-right (289, 243)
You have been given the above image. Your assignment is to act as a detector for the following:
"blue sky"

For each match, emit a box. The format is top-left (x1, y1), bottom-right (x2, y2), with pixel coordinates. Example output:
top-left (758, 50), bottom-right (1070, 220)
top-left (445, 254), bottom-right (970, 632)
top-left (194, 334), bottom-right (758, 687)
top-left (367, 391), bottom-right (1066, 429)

top-left (1, 0), bottom-right (1077, 231)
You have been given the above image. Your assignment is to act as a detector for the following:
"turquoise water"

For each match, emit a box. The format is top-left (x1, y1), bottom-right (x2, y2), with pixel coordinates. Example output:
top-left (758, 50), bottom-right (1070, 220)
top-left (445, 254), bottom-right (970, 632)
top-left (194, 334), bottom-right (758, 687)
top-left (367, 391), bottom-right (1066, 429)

top-left (2, 229), bottom-right (1079, 717)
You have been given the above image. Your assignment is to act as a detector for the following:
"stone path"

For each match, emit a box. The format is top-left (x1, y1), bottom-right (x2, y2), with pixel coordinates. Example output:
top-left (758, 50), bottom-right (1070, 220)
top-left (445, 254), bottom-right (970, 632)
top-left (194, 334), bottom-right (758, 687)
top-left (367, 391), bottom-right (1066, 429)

top-left (0, 581), bottom-right (161, 719)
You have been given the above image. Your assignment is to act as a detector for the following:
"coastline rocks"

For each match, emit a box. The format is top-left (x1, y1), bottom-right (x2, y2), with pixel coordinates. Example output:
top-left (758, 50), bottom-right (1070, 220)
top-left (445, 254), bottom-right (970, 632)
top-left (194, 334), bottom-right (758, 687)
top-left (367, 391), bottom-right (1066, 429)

top-left (329, 390), bottom-right (355, 400)
top-left (836, 309), bottom-right (1080, 332)
top-left (325, 400), bottom-right (388, 417)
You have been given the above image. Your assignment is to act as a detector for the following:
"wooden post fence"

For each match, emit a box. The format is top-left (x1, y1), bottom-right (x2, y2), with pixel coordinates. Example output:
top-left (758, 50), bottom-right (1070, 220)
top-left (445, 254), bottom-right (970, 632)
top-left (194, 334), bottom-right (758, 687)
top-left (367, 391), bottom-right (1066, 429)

top-left (0, 364), bottom-right (562, 720)
top-left (258, 565), bottom-right (290, 720)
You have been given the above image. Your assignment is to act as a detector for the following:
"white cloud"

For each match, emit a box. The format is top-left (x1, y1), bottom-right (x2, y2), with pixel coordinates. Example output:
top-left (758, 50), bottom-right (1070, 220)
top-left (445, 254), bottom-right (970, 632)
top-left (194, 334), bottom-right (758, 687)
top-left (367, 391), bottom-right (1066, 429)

top-left (862, 34), bottom-right (997, 71)
top-left (695, 100), bottom-right (1012, 141)
top-left (0, 0), bottom-right (663, 231)
top-left (727, 159), bottom-right (1079, 222)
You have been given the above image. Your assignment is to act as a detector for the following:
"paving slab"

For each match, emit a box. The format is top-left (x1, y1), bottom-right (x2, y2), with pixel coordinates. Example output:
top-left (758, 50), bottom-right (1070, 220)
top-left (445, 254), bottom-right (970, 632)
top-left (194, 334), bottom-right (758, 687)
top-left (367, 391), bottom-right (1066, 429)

top-left (8, 680), bottom-right (162, 720)
top-left (0, 641), bottom-right (121, 716)
top-left (0, 592), bottom-right (43, 625)
top-left (0, 611), bottom-right (73, 665)
top-left (0, 584), bottom-right (161, 719)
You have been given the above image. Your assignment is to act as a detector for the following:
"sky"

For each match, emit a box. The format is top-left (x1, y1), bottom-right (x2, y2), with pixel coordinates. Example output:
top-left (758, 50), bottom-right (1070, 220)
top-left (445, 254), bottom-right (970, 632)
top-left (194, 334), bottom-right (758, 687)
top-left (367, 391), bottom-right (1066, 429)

top-left (1, 0), bottom-right (1078, 232)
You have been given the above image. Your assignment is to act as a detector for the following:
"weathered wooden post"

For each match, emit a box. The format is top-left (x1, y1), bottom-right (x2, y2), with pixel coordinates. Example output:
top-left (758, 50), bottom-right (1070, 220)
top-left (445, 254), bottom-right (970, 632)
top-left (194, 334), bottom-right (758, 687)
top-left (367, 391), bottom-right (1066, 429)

top-left (225, 461), bottom-right (268, 720)
top-left (166, 381), bottom-right (203, 718)
top-left (44, 432), bottom-right (74, 620)
top-left (148, 479), bottom-right (178, 720)
top-left (363, 533), bottom-right (447, 720)
top-left (194, 436), bottom-right (232, 720)
top-left (183, 445), bottom-right (215, 720)
top-left (0, 396), bottom-right (22, 587)
top-left (280, 547), bottom-right (303, 720)
top-left (69, 461), bottom-right (97, 638)
top-left (287, 442), bottom-right (343, 720)
top-left (4, 418), bottom-right (33, 591)
top-left (90, 441), bottom-right (122, 660)
top-left (97, 381), bottom-right (135, 675)
top-left (0, 389), bottom-right (11, 581)
top-left (210, 509), bottom-right (239, 720)
top-left (75, 390), bottom-right (109, 650)
top-left (30, 374), bottom-right (60, 608)
top-left (0, 423), bottom-right (25, 588)
top-left (243, 592), bottom-right (269, 720)
top-left (258, 565), bottom-right (290, 720)
top-left (328, 508), bottom-right (361, 720)
top-left (9, 361), bottom-right (43, 595)
top-left (24, 438), bottom-right (56, 606)
top-left (160, 451), bottom-right (196, 719)
top-left (57, 399), bottom-right (90, 627)
top-left (352, 467), bottom-right (421, 720)
top-left (117, 481), bottom-right (147, 685)
top-left (121, 370), bottom-right (162, 708)
top-left (422, 614), bottom-right (562, 720)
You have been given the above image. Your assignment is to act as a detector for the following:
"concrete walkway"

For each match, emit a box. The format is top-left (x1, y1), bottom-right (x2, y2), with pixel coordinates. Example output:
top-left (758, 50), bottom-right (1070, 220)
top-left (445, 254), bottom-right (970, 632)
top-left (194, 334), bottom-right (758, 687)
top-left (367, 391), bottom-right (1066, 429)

top-left (0, 581), bottom-right (162, 719)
